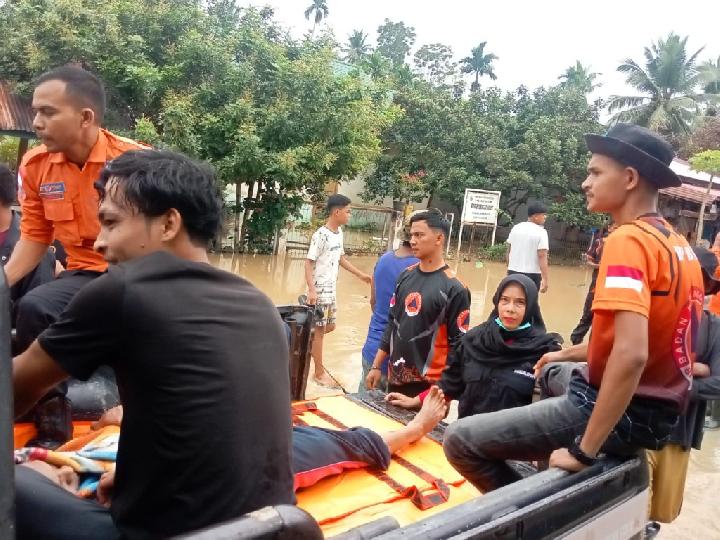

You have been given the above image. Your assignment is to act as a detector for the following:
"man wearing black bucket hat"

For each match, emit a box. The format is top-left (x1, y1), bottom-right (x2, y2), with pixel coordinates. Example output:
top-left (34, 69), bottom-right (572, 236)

top-left (443, 124), bottom-right (705, 493)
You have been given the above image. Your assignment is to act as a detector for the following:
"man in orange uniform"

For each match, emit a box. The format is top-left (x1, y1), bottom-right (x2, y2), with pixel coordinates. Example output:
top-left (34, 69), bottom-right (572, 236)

top-left (9, 66), bottom-right (145, 446)
top-left (10, 66), bottom-right (146, 354)
top-left (444, 124), bottom-right (704, 492)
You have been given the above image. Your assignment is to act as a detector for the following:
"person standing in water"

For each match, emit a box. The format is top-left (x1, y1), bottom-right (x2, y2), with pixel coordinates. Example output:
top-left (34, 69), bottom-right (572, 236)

top-left (365, 209), bottom-right (470, 397)
top-left (359, 217), bottom-right (419, 393)
top-left (570, 224), bottom-right (612, 345)
top-left (506, 202), bottom-right (550, 293)
top-left (304, 194), bottom-right (371, 387)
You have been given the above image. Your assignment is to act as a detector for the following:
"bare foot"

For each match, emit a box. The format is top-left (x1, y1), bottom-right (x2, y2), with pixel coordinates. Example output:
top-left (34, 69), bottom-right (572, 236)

top-left (407, 386), bottom-right (447, 439)
top-left (312, 371), bottom-right (340, 388)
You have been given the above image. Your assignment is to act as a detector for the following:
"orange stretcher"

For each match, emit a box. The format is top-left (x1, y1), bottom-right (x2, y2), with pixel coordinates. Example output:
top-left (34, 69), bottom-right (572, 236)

top-left (293, 394), bottom-right (481, 536)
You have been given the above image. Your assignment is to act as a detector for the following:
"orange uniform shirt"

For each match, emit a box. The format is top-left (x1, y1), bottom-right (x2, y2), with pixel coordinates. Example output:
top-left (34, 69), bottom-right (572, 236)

top-left (588, 215), bottom-right (704, 410)
top-left (18, 129), bottom-right (147, 272)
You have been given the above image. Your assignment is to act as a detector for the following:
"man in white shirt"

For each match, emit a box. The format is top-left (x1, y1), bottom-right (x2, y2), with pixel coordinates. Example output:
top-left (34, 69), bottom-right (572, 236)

top-left (304, 194), bottom-right (371, 387)
top-left (506, 201), bottom-right (550, 293)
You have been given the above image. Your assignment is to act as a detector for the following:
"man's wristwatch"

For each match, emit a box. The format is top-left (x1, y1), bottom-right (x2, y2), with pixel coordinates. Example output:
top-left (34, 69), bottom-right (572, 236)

top-left (568, 436), bottom-right (598, 466)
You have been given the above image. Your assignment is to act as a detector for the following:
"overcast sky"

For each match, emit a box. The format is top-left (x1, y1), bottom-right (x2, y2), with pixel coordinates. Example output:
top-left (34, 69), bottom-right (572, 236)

top-left (242, 0), bottom-right (720, 106)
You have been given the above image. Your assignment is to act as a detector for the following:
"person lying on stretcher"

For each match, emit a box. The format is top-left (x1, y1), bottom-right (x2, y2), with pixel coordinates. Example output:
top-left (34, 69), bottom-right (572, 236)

top-left (17, 387), bottom-right (448, 502)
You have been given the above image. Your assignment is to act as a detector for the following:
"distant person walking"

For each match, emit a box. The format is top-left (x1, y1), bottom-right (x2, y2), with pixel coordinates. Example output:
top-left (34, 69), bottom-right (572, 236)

top-left (305, 194), bottom-right (371, 387)
top-left (358, 218), bottom-right (419, 393)
top-left (506, 202), bottom-right (549, 293)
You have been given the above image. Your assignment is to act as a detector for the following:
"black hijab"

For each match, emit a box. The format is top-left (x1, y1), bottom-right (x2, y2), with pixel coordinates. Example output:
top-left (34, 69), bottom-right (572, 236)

top-left (461, 274), bottom-right (562, 379)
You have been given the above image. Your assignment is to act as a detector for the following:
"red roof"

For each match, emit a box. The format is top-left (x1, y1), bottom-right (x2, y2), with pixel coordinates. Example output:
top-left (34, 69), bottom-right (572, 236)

top-left (0, 81), bottom-right (34, 136)
top-left (660, 183), bottom-right (720, 205)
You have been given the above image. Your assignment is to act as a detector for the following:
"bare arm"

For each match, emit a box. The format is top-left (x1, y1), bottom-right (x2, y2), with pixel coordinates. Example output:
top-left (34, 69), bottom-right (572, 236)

top-left (13, 341), bottom-right (69, 418)
top-left (340, 255), bottom-right (371, 284)
top-left (538, 249), bottom-right (549, 292)
top-left (304, 259), bottom-right (317, 305)
top-left (5, 239), bottom-right (52, 286)
top-left (370, 276), bottom-right (376, 312)
top-left (580, 311), bottom-right (647, 456)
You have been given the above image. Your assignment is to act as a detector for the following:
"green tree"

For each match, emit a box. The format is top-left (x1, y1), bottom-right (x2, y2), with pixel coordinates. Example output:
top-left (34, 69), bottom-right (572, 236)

top-left (558, 61), bottom-right (600, 94)
top-left (376, 19), bottom-right (416, 68)
top-left (699, 55), bottom-right (720, 94)
top-left (459, 42), bottom-right (498, 92)
top-left (608, 33), bottom-right (708, 136)
top-left (413, 43), bottom-right (456, 86)
top-left (363, 82), bottom-right (603, 230)
top-left (689, 150), bottom-right (720, 241)
top-left (342, 30), bottom-right (371, 63)
top-left (0, 1), bottom-right (396, 250)
top-left (360, 52), bottom-right (392, 80)
top-left (304, 0), bottom-right (328, 36)
top-left (681, 117), bottom-right (720, 158)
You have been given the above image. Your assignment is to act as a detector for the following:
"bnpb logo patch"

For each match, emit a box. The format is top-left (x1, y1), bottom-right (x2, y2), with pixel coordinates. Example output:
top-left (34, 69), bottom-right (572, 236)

top-left (404, 292), bottom-right (422, 317)
top-left (39, 181), bottom-right (65, 200)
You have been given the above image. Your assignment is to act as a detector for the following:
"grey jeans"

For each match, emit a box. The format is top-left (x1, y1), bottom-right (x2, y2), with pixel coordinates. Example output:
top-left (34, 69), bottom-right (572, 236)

top-left (443, 363), bottom-right (637, 492)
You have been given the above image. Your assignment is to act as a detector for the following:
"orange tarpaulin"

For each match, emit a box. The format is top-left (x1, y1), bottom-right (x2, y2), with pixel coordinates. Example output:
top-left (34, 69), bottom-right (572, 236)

top-left (294, 395), bottom-right (481, 536)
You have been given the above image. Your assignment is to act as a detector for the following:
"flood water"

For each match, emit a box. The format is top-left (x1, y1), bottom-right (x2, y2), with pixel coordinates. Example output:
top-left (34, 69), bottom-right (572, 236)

top-left (209, 252), bottom-right (719, 538)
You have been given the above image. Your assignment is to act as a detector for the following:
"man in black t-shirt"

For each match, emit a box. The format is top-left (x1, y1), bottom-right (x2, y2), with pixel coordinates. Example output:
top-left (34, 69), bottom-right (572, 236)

top-left (12, 150), bottom-right (294, 539)
top-left (365, 210), bottom-right (470, 398)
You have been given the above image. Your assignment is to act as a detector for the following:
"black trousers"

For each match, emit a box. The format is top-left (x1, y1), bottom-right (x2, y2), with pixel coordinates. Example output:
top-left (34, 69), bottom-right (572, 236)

top-left (570, 269), bottom-right (598, 345)
top-left (16, 466), bottom-right (119, 540)
top-left (15, 270), bottom-right (102, 353)
top-left (507, 270), bottom-right (541, 291)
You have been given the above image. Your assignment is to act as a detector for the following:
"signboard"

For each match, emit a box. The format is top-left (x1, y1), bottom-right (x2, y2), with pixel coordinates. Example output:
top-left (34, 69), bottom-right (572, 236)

top-left (461, 189), bottom-right (501, 225)
top-left (457, 189), bottom-right (502, 253)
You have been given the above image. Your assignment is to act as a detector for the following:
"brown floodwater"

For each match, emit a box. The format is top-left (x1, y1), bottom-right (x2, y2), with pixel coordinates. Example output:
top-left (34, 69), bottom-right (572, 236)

top-left (209, 252), bottom-right (719, 538)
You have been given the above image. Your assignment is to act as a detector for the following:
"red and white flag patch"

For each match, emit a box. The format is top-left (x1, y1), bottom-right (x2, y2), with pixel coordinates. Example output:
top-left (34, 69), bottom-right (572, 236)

top-left (605, 265), bottom-right (644, 292)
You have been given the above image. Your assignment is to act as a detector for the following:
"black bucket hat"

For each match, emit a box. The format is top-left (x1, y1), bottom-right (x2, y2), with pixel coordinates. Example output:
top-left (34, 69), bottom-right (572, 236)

top-left (692, 246), bottom-right (720, 295)
top-left (585, 123), bottom-right (680, 188)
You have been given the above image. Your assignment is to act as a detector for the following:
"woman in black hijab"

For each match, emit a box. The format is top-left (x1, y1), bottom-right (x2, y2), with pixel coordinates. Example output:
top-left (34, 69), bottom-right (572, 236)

top-left (386, 274), bottom-right (562, 418)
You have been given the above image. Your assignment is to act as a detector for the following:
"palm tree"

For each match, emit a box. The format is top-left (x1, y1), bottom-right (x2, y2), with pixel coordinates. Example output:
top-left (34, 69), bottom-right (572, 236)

top-left (342, 30), bottom-right (371, 63)
top-left (361, 52), bottom-right (391, 80)
top-left (699, 55), bottom-right (720, 94)
top-left (304, 0), bottom-right (328, 36)
top-left (608, 33), bottom-right (707, 136)
top-left (558, 61), bottom-right (600, 93)
top-left (460, 42), bottom-right (498, 92)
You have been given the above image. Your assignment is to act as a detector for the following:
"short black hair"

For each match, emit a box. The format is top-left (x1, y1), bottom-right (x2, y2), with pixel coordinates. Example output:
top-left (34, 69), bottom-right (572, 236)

top-left (97, 150), bottom-right (223, 246)
top-left (409, 209), bottom-right (450, 241)
top-left (527, 201), bottom-right (547, 217)
top-left (326, 194), bottom-right (351, 214)
top-left (35, 65), bottom-right (106, 123)
top-left (0, 164), bottom-right (16, 207)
